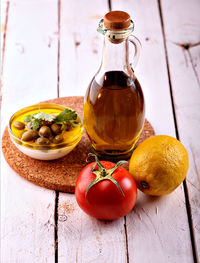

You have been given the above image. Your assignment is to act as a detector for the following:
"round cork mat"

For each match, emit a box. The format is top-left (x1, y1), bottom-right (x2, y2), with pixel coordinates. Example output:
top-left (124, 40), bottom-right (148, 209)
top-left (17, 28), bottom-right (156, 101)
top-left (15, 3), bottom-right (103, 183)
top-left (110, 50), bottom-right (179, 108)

top-left (2, 96), bottom-right (155, 193)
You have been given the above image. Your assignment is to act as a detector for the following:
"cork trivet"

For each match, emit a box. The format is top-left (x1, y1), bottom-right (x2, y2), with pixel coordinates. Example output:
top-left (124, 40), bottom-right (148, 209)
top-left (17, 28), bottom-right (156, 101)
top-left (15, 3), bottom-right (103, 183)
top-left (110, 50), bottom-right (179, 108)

top-left (2, 96), bottom-right (155, 193)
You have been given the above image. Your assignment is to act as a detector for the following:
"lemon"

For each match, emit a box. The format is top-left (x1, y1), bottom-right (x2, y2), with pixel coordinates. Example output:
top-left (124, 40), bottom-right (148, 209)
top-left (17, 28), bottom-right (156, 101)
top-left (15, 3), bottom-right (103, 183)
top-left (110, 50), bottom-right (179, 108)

top-left (129, 135), bottom-right (189, 196)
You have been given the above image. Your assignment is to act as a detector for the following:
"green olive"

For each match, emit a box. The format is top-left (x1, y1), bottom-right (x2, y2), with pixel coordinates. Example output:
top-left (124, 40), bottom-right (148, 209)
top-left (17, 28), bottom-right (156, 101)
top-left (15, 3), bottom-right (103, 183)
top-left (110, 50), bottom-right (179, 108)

top-left (13, 121), bottom-right (25, 130)
top-left (21, 130), bottom-right (38, 141)
top-left (32, 130), bottom-right (39, 139)
top-left (51, 123), bottom-right (61, 135)
top-left (39, 126), bottom-right (51, 138)
top-left (53, 134), bottom-right (64, 144)
top-left (35, 137), bottom-right (50, 145)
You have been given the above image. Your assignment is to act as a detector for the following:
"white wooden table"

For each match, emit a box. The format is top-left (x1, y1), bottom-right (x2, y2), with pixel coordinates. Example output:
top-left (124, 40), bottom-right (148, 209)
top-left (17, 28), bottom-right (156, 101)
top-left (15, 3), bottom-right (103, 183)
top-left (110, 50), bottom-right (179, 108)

top-left (1, 0), bottom-right (200, 262)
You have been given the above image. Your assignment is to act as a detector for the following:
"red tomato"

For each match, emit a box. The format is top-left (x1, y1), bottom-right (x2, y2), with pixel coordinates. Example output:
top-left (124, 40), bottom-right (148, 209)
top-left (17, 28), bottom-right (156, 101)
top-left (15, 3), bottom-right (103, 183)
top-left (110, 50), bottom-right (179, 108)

top-left (75, 160), bottom-right (137, 220)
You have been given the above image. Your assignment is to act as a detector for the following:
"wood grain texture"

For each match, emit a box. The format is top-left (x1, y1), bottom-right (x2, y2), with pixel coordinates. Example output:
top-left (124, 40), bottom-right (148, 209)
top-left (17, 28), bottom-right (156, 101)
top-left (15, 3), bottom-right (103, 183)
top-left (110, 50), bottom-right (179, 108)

top-left (1, 1), bottom-right (9, 76)
top-left (58, 194), bottom-right (127, 263)
top-left (1, 1), bottom-right (58, 117)
top-left (160, 0), bottom-right (200, 45)
top-left (59, 0), bottom-right (106, 97)
top-left (1, 0), bottom-right (199, 262)
top-left (112, 0), bottom-right (194, 262)
top-left (1, 1), bottom-right (58, 262)
top-left (161, 0), bottom-right (200, 260)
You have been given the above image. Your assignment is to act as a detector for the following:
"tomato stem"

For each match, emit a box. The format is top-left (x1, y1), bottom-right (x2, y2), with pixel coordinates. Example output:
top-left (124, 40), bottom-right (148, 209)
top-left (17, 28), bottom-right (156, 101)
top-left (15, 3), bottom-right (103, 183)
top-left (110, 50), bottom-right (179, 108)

top-left (102, 168), bottom-right (107, 177)
top-left (85, 154), bottom-right (127, 203)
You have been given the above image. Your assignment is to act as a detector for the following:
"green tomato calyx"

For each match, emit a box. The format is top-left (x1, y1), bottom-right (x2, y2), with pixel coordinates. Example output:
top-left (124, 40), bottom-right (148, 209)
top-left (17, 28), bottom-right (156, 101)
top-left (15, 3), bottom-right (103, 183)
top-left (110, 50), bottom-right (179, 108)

top-left (85, 154), bottom-right (127, 202)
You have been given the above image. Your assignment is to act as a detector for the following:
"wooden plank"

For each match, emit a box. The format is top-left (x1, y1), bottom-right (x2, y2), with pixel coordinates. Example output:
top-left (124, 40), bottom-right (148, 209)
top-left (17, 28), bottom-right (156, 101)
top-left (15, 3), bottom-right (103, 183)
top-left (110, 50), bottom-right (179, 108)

top-left (58, 1), bottom-right (127, 262)
top-left (1, 1), bottom-right (9, 71)
top-left (111, 0), bottom-right (194, 262)
top-left (1, 1), bottom-right (58, 117)
top-left (160, 0), bottom-right (200, 45)
top-left (1, 164), bottom-right (56, 263)
top-left (160, 0), bottom-right (200, 260)
top-left (1, 1), bottom-right (58, 262)
top-left (58, 194), bottom-right (127, 263)
top-left (1, 1), bottom-right (9, 110)
top-left (59, 0), bottom-right (105, 97)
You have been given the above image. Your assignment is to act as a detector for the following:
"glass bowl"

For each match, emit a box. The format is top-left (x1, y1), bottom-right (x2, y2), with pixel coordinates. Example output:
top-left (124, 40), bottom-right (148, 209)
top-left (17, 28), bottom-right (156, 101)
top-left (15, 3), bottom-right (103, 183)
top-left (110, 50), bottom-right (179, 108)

top-left (8, 103), bottom-right (84, 160)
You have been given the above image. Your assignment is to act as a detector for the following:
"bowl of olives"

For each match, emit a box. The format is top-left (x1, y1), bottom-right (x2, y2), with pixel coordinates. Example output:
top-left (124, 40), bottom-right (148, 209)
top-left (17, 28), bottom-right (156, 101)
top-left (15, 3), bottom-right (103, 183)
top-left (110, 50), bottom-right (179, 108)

top-left (8, 103), bottom-right (84, 160)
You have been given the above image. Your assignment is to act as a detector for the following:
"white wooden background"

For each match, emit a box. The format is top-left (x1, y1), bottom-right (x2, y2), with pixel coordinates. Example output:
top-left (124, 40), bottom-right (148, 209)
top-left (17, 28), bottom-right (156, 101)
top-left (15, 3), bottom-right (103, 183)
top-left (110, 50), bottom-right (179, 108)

top-left (1, 0), bottom-right (200, 262)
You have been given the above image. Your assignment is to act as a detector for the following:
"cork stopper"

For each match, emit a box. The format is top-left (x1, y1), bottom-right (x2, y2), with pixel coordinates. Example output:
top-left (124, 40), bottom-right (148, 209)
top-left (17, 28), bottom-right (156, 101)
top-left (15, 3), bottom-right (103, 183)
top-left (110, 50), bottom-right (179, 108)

top-left (104, 11), bottom-right (131, 31)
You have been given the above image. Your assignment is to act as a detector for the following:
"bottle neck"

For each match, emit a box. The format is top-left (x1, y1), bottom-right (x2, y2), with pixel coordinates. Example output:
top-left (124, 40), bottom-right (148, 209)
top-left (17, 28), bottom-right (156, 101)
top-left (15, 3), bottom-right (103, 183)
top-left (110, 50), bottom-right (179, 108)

top-left (97, 36), bottom-right (133, 79)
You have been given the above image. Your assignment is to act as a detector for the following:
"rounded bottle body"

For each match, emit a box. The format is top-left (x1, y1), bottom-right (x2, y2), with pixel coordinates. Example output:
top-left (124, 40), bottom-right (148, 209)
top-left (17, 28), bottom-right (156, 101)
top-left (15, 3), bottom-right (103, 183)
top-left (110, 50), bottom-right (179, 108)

top-left (83, 70), bottom-right (145, 159)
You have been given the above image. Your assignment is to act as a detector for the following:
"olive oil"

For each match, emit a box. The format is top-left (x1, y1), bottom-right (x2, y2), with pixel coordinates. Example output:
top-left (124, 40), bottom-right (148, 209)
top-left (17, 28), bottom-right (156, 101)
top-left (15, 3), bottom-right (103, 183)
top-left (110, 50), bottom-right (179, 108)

top-left (83, 71), bottom-right (145, 159)
top-left (11, 108), bottom-right (61, 140)
top-left (11, 105), bottom-right (83, 149)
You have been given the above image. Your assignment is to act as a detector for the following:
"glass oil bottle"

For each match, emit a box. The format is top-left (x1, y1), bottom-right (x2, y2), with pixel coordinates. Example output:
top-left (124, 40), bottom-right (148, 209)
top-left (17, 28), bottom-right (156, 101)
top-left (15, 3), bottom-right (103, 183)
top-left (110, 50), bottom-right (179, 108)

top-left (83, 11), bottom-right (145, 160)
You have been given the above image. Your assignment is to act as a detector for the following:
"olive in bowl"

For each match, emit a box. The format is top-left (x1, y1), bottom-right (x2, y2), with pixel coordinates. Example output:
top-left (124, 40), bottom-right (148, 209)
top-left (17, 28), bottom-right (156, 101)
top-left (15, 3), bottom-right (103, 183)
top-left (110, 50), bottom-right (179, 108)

top-left (8, 103), bottom-right (84, 160)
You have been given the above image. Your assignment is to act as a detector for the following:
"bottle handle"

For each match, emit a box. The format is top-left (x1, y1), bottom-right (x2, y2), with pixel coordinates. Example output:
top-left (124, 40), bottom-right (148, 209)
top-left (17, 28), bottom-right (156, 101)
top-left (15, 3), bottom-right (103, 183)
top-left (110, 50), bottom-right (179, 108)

top-left (128, 35), bottom-right (141, 68)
